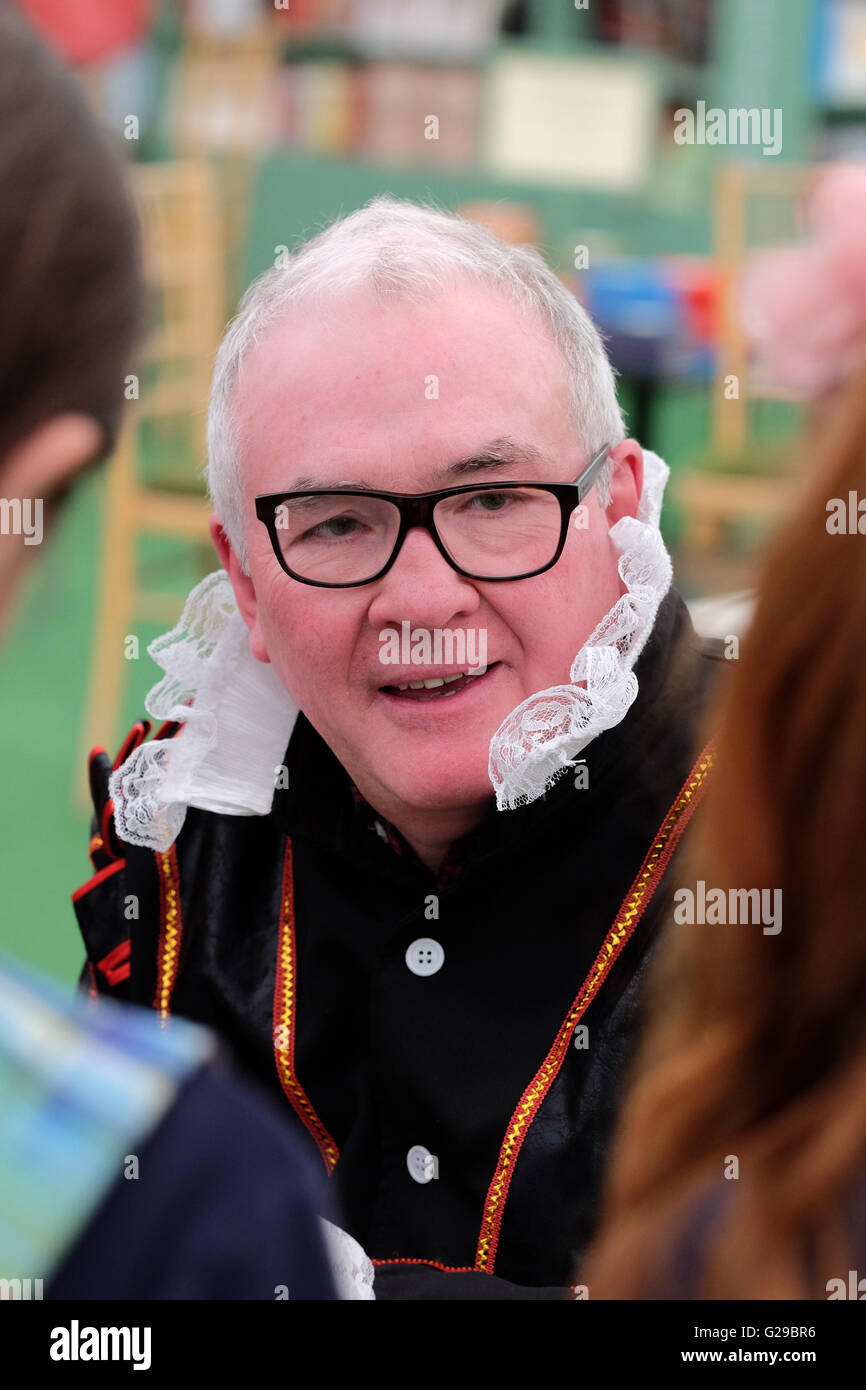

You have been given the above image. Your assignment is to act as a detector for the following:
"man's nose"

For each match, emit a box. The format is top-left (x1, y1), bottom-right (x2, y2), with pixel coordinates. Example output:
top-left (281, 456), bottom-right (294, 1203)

top-left (366, 524), bottom-right (480, 629)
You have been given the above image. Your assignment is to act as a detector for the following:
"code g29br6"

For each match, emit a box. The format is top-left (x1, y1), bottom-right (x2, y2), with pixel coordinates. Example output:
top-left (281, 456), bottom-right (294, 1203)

top-left (763, 1327), bottom-right (816, 1338)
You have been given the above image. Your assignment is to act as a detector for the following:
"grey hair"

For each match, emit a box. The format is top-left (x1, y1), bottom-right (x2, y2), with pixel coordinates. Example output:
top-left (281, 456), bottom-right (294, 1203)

top-left (206, 195), bottom-right (625, 570)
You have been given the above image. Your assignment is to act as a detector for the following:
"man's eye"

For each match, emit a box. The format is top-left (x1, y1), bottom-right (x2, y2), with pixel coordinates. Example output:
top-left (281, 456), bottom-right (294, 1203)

top-left (465, 491), bottom-right (515, 513)
top-left (304, 515), bottom-right (363, 541)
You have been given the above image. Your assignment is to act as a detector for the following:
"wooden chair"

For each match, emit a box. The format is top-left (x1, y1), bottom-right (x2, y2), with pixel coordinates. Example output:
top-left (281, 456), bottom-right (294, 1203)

top-left (167, 20), bottom-right (281, 305)
top-left (712, 161), bottom-right (813, 452)
top-left (80, 18), bottom-right (282, 792)
top-left (675, 162), bottom-right (813, 552)
top-left (675, 469), bottom-right (797, 553)
top-left (79, 160), bottom-right (223, 791)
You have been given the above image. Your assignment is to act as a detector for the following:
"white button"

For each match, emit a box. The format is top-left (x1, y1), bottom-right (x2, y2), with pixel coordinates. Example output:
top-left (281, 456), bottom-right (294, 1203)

top-left (407, 1145), bottom-right (439, 1184)
top-left (372, 820), bottom-right (389, 842)
top-left (405, 938), bottom-right (444, 977)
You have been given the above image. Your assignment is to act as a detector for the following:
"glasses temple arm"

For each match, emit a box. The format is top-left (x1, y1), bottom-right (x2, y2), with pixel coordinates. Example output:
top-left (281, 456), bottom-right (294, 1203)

top-left (575, 444), bottom-right (611, 503)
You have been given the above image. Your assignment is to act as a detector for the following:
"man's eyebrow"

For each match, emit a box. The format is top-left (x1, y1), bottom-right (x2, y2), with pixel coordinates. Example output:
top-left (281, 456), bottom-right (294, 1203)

top-left (436, 438), bottom-right (551, 479)
top-left (289, 475), bottom-right (378, 491)
top-left (286, 440), bottom-right (550, 492)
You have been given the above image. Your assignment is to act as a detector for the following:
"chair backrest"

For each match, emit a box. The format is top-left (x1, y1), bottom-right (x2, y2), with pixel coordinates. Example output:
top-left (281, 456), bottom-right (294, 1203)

top-left (131, 159), bottom-right (224, 469)
top-left (713, 161), bottom-right (814, 453)
top-left (167, 25), bottom-right (281, 305)
top-left (77, 159), bottom-right (225, 788)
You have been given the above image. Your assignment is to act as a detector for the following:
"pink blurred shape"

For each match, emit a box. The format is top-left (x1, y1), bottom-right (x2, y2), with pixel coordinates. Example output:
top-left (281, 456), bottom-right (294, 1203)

top-left (741, 163), bottom-right (866, 399)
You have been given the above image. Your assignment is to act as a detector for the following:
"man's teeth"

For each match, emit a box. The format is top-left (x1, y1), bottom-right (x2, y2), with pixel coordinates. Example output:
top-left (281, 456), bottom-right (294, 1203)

top-left (393, 666), bottom-right (487, 692)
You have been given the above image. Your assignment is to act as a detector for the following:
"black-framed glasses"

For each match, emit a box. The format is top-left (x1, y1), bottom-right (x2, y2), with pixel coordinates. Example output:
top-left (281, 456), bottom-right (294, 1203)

top-left (254, 443), bottom-right (610, 589)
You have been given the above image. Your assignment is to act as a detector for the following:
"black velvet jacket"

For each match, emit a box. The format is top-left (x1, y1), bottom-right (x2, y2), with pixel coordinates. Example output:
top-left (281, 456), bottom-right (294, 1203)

top-left (73, 588), bottom-right (724, 1298)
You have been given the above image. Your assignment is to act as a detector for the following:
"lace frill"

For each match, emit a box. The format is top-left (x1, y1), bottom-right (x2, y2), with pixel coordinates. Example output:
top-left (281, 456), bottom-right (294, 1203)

top-left (109, 571), bottom-right (299, 853)
top-left (487, 448), bottom-right (673, 809)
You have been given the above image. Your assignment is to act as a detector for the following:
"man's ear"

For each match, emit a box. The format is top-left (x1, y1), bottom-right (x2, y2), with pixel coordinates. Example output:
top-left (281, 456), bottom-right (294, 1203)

top-left (209, 515), bottom-right (271, 664)
top-left (603, 440), bottom-right (643, 526)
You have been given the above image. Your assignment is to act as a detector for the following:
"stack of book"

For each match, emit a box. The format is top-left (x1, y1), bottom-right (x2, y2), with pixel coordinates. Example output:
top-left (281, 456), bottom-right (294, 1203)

top-left (272, 59), bottom-right (482, 168)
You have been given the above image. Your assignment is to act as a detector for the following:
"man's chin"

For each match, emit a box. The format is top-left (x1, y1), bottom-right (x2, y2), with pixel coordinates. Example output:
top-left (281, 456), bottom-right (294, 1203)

top-left (367, 760), bottom-right (496, 821)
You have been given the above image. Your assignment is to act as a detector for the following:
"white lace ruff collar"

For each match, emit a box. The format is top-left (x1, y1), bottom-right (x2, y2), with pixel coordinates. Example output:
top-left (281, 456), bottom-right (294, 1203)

top-left (111, 450), bottom-right (672, 851)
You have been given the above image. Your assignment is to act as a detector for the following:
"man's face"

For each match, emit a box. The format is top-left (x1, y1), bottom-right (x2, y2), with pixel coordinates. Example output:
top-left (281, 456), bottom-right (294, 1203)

top-left (220, 281), bottom-right (641, 819)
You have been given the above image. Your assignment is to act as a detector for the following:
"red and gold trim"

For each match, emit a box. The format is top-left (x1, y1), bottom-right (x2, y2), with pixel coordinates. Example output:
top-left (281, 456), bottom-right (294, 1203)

top-left (273, 838), bottom-right (340, 1173)
top-left (99, 797), bottom-right (123, 863)
top-left (112, 719), bottom-right (151, 771)
top-left (153, 844), bottom-right (183, 1024)
top-left (152, 719), bottom-right (182, 743)
top-left (473, 740), bottom-right (715, 1274)
top-left (371, 1258), bottom-right (476, 1273)
top-left (97, 939), bottom-right (131, 988)
top-left (72, 857), bottom-right (126, 903)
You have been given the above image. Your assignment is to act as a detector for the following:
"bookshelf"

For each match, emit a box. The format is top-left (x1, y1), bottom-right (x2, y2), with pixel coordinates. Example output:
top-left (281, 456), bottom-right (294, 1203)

top-left (239, 0), bottom-right (819, 282)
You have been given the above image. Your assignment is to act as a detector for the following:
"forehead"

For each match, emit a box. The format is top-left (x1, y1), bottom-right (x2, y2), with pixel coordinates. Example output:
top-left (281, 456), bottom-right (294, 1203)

top-left (233, 281), bottom-right (574, 489)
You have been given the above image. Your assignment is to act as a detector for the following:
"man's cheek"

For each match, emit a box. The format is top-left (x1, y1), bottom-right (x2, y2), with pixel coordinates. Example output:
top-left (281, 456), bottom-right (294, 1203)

top-left (256, 567), bottom-right (293, 616)
top-left (262, 617), bottom-right (330, 694)
top-left (254, 608), bottom-right (298, 682)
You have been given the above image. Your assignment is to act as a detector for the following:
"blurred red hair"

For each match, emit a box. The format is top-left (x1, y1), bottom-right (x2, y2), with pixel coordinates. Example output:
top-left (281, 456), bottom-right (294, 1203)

top-left (585, 360), bottom-right (866, 1298)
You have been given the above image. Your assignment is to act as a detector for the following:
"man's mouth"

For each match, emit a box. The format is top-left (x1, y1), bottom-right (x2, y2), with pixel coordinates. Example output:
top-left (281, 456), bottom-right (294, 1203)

top-left (380, 663), bottom-right (497, 701)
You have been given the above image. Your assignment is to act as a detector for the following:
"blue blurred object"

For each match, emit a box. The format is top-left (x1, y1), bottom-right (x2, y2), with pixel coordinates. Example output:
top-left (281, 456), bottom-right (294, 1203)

top-left (583, 258), bottom-right (715, 382)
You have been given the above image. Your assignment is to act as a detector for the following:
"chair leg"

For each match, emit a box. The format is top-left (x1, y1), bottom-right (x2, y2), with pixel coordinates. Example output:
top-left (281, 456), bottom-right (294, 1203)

top-left (75, 432), bottom-right (136, 809)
